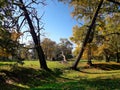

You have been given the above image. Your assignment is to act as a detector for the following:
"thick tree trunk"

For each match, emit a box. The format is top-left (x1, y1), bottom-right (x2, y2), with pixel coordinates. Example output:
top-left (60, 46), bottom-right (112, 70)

top-left (71, 0), bottom-right (104, 70)
top-left (19, 0), bottom-right (49, 70)
top-left (87, 44), bottom-right (93, 66)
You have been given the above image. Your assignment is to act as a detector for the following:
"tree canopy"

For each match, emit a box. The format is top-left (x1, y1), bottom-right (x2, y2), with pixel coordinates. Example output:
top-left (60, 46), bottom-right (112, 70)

top-left (60, 0), bottom-right (120, 69)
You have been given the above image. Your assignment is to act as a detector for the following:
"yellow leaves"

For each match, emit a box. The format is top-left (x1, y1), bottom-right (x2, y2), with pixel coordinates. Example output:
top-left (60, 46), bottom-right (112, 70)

top-left (73, 46), bottom-right (80, 56)
top-left (98, 27), bottom-right (103, 31)
top-left (11, 31), bottom-right (22, 41)
top-left (105, 37), bottom-right (110, 41)
top-left (70, 25), bottom-right (86, 45)
top-left (95, 43), bottom-right (110, 56)
top-left (0, 48), bottom-right (11, 57)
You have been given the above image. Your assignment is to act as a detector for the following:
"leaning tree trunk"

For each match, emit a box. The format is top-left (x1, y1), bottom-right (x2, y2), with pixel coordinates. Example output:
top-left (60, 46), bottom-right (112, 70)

top-left (71, 0), bottom-right (104, 70)
top-left (19, 0), bottom-right (49, 70)
top-left (87, 44), bottom-right (93, 66)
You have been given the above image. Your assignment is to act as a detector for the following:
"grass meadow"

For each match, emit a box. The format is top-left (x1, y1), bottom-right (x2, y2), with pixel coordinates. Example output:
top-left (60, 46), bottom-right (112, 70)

top-left (0, 60), bottom-right (120, 90)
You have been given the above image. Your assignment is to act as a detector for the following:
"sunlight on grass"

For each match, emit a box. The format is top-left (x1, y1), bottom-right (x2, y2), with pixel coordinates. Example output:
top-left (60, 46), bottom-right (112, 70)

top-left (0, 61), bottom-right (15, 70)
top-left (1, 60), bottom-right (120, 90)
top-left (23, 60), bottom-right (71, 69)
top-left (12, 83), bottom-right (29, 89)
top-left (23, 61), bottom-right (40, 69)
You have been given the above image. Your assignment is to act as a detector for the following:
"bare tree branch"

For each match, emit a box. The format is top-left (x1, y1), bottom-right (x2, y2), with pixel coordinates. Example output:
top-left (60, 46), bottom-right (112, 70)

top-left (105, 32), bottom-right (120, 36)
top-left (107, 0), bottom-right (120, 5)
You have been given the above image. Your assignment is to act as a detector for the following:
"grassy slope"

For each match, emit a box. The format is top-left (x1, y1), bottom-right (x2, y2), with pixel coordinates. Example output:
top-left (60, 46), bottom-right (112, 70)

top-left (0, 60), bottom-right (120, 90)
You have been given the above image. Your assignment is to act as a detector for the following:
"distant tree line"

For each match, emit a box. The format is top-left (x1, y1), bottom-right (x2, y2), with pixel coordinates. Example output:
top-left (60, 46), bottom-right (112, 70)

top-left (18, 38), bottom-right (73, 61)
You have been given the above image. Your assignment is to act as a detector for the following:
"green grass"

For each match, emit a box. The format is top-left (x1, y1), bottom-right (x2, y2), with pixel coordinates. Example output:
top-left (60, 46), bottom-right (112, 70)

top-left (0, 60), bottom-right (120, 90)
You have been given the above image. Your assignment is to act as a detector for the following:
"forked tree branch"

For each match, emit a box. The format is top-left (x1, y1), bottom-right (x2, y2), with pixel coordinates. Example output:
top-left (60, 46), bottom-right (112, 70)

top-left (107, 0), bottom-right (120, 5)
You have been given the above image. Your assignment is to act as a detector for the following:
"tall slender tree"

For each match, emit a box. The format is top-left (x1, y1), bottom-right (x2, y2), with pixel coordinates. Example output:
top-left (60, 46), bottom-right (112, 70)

top-left (0, 0), bottom-right (49, 70)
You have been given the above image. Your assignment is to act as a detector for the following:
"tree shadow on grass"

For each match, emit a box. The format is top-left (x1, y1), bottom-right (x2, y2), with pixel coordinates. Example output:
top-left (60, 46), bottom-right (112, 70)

top-left (80, 63), bottom-right (120, 71)
top-left (69, 63), bottom-right (120, 74)
top-left (0, 75), bottom-right (28, 90)
top-left (0, 67), bottom-right (65, 89)
top-left (0, 63), bottom-right (12, 66)
top-left (92, 63), bottom-right (120, 70)
top-left (32, 78), bottom-right (120, 90)
top-left (0, 83), bottom-right (28, 90)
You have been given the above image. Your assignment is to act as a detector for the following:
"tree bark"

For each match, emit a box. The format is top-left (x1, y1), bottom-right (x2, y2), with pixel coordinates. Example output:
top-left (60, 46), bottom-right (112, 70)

top-left (19, 0), bottom-right (49, 70)
top-left (116, 52), bottom-right (120, 63)
top-left (71, 0), bottom-right (104, 70)
top-left (87, 44), bottom-right (93, 66)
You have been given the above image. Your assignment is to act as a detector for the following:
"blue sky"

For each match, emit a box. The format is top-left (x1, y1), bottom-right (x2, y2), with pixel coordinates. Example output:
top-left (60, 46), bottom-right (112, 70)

top-left (20, 0), bottom-right (79, 44)
top-left (40, 0), bottom-right (78, 43)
